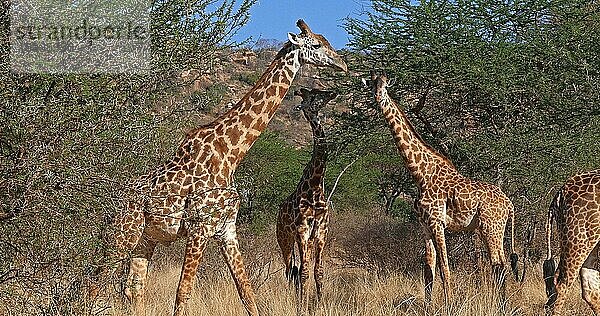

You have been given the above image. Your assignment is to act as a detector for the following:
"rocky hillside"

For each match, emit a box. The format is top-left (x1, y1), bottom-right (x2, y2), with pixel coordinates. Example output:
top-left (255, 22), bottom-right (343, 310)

top-left (179, 46), bottom-right (335, 148)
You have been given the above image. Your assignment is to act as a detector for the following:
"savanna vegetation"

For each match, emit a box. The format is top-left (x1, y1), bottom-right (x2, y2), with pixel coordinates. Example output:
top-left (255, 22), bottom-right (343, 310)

top-left (1, 0), bottom-right (600, 315)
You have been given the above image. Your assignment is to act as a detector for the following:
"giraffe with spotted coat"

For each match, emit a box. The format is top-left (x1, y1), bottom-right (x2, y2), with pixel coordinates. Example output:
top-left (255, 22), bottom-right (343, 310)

top-left (276, 88), bottom-right (337, 314)
top-left (544, 169), bottom-right (600, 316)
top-left (96, 20), bottom-right (347, 316)
top-left (365, 72), bottom-right (518, 304)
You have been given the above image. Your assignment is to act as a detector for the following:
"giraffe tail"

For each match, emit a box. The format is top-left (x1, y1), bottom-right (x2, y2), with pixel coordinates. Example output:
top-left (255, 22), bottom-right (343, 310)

top-left (286, 246), bottom-right (300, 290)
top-left (509, 204), bottom-right (519, 282)
top-left (544, 190), bottom-right (560, 304)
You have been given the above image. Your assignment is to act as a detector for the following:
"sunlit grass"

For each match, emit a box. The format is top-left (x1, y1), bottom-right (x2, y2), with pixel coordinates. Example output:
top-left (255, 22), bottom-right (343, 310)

top-left (105, 258), bottom-right (593, 316)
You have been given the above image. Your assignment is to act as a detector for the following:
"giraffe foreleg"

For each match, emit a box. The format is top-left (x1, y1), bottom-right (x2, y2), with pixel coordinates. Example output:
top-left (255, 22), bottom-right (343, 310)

top-left (219, 222), bottom-right (259, 316)
top-left (313, 214), bottom-right (329, 301)
top-left (276, 207), bottom-right (295, 282)
top-left (125, 237), bottom-right (156, 316)
top-left (296, 221), bottom-right (312, 315)
top-left (173, 231), bottom-right (208, 316)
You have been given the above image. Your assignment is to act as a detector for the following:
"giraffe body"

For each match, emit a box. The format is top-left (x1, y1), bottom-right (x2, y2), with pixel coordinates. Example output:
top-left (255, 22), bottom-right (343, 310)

top-left (102, 20), bottom-right (347, 316)
top-left (276, 88), bottom-right (336, 314)
top-left (544, 169), bottom-right (600, 316)
top-left (367, 73), bottom-right (517, 303)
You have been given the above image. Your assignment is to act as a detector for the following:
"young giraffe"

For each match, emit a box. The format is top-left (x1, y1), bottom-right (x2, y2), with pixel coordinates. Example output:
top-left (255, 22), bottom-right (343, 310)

top-left (366, 73), bottom-right (518, 303)
top-left (276, 88), bottom-right (336, 314)
top-left (102, 20), bottom-right (347, 316)
top-left (544, 169), bottom-right (600, 316)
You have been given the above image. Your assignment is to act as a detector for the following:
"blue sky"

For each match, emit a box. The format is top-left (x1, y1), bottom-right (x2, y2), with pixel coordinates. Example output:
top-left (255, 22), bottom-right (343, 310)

top-left (233, 0), bottom-right (371, 49)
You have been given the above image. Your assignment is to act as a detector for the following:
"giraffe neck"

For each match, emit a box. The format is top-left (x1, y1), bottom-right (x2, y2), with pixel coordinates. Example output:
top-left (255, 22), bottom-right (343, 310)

top-left (303, 114), bottom-right (327, 183)
top-left (212, 43), bottom-right (300, 172)
top-left (377, 89), bottom-right (454, 186)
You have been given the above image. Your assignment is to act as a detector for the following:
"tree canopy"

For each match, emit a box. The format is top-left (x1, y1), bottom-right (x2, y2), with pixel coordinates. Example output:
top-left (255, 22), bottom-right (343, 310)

top-left (0, 0), bottom-right (254, 313)
top-left (334, 0), bottom-right (600, 225)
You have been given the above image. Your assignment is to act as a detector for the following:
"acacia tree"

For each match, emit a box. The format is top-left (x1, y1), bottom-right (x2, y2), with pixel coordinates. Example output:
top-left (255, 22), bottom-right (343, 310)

top-left (0, 0), bottom-right (254, 314)
top-left (334, 0), bottom-right (600, 228)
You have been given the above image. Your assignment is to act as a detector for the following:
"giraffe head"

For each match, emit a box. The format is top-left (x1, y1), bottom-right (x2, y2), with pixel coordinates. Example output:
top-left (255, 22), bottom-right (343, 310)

top-left (294, 88), bottom-right (337, 121)
top-left (287, 19), bottom-right (348, 72)
top-left (362, 71), bottom-right (389, 103)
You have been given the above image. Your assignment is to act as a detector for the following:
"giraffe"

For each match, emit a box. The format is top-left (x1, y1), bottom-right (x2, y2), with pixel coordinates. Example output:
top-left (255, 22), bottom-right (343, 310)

top-left (276, 88), bottom-right (337, 314)
top-left (365, 72), bottom-right (518, 303)
top-left (544, 169), bottom-right (600, 316)
top-left (100, 20), bottom-right (347, 316)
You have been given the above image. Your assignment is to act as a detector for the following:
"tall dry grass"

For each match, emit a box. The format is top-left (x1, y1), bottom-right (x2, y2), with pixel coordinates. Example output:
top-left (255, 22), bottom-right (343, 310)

top-left (106, 259), bottom-right (594, 316)
top-left (91, 211), bottom-right (591, 316)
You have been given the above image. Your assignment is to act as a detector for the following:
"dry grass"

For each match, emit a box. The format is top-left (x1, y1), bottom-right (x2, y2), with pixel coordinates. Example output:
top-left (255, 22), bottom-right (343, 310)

top-left (105, 259), bottom-right (596, 316)
top-left (9, 207), bottom-right (593, 316)
top-left (91, 211), bottom-right (593, 316)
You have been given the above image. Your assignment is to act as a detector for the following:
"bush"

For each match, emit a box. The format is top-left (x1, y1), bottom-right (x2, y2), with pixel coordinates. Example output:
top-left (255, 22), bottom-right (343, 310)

top-left (235, 71), bottom-right (261, 86)
top-left (0, 0), bottom-right (255, 313)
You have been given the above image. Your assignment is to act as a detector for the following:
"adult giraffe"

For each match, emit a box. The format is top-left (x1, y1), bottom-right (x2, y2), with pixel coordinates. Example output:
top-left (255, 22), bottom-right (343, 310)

top-left (276, 88), bottom-right (336, 314)
top-left (544, 169), bottom-right (600, 316)
top-left (365, 72), bottom-right (518, 303)
top-left (103, 20), bottom-right (347, 316)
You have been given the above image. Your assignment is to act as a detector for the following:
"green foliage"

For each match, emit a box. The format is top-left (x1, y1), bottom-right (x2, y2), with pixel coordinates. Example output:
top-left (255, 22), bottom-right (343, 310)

top-left (190, 83), bottom-right (230, 112)
top-left (234, 129), bottom-right (414, 230)
top-left (0, 0), bottom-right (255, 313)
top-left (335, 0), bottom-right (600, 227)
top-left (235, 71), bottom-right (261, 85)
top-left (236, 131), bottom-right (309, 232)
top-left (326, 120), bottom-right (418, 220)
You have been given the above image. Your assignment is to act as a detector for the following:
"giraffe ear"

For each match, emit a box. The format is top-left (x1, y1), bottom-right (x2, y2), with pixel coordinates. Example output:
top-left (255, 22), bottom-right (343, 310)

top-left (370, 70), bottom-right (377, 81)
top-left (288, 33), bottom-right (300, 45)
top-left (388, 77), bottom-right (396, 87)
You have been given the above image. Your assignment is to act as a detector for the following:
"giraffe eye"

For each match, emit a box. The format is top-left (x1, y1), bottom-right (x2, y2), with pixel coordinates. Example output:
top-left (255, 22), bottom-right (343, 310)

top-left (311, 43), bottom-right (322, 49)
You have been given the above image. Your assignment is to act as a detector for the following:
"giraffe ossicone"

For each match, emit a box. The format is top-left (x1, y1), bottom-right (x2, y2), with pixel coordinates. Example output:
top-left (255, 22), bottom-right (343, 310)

top-left (276, 88), bottom-right (337, 315)
top-left (98, 20), bottom-right (347, 316)
top-left (366, 71), bottom-right (519, 304)
top-left (544, 169), bottom-right (600, 316)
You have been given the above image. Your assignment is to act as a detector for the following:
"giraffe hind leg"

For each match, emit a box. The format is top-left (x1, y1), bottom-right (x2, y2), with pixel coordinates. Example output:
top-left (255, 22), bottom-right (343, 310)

top-left (580, 243), bottom-right (600, 315)
top-left (277, 206), bottom-right (299, 286)
top-left (313, 215), bottom-right (329, 301)
top-left (276, 216), bottom-right (294, 280)
top-left (296, 223), bottom-right (312, 315)
top-left (480, 224), bottom-right (508, 301)
top-left (549, 244), bottom-right (593, 316)
top-left (90, 206), bottom-right (145, 305)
